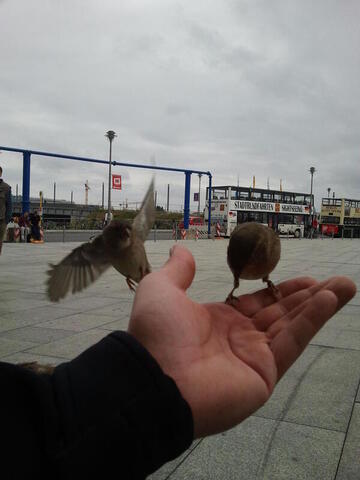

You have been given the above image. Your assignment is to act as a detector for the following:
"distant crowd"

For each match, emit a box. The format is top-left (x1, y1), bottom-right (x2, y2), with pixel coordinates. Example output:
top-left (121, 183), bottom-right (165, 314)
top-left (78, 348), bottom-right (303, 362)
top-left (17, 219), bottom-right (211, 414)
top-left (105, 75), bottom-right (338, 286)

top-left (5, 211), bottom-right (42, 243)
top-left (1, 164), bottom-right (44, 253)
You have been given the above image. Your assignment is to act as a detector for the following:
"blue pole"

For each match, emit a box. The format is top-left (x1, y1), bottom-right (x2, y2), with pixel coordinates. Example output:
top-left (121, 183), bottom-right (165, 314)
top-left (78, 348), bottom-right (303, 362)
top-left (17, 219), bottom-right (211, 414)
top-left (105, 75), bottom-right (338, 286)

top-left (207, 173), bottom-right (212, 235)
top-left (0, 146), bottom-right (209, 176)
top-left (22, 151), bottom-right (31, 214)
top-left (184, 171), bottom-right (191, 229)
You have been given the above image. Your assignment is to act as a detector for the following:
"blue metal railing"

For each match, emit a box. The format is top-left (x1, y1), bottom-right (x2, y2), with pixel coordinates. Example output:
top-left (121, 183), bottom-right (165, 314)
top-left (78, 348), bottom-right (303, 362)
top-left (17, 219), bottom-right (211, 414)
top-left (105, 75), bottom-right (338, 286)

top-left (0, 146), bottom-right (213, 234)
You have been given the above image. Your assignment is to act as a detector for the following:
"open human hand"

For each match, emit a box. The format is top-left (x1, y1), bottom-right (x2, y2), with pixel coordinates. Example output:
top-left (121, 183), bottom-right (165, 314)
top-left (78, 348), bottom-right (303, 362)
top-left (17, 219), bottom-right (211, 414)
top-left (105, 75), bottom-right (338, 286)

top-left (128, 245), bottom-right (356, 438)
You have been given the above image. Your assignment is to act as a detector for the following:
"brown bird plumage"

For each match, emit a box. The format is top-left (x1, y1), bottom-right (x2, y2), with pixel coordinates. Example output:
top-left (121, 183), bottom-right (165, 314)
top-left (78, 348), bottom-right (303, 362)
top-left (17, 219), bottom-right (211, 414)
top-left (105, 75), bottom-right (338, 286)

top-left (226, 222), bottom-right (281, 303)
top-left (46, 179), bottom-right (155, 302)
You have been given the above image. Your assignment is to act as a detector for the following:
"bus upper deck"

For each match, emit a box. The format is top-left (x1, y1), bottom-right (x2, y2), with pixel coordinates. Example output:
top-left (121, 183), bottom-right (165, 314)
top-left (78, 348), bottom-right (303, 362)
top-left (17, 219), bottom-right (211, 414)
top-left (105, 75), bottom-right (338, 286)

top-left (320, 197), bottom-right (360, 237)
top-left (205, 185), bottom-right (313, 237)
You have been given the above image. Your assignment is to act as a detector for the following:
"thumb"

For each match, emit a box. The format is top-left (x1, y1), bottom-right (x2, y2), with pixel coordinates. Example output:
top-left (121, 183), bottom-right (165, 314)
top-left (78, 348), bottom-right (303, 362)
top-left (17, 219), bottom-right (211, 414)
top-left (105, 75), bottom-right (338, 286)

top-left (161, 245), bottom-right (196, 291)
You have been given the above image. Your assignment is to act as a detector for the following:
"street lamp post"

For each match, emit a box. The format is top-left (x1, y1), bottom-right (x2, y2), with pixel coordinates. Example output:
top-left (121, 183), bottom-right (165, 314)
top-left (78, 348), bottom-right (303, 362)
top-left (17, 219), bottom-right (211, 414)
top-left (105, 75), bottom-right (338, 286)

top-left (309, 167), bottom-right (316, 238)
top-left (105, 130), bottom-right (117, 225)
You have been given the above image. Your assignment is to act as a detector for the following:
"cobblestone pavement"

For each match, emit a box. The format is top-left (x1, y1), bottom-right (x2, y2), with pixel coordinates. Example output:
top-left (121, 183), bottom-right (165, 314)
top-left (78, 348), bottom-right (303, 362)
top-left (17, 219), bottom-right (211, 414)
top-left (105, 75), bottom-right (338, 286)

top-left (0, 238), bottom-right (359, 479)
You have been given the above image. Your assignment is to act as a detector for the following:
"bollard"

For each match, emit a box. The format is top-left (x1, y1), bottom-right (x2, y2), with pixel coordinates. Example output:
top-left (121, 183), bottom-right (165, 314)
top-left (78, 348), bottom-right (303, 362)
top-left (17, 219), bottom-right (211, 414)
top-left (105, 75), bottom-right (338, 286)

top-left (154, 224), bottom-right (157, 242)
top-left (216, 222), bottom-right (221, 237)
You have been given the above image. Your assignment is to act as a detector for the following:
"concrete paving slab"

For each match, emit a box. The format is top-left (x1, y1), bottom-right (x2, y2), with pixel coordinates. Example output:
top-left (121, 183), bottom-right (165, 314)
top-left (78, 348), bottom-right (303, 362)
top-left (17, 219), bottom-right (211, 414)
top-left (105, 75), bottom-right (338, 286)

top-left (0, 297), bottom-right (50, 315)
top-left (89, 301), bottom-right (133, 317)
top-left (336, 403), bottom-right (360, 480)
top-left (0, 337), bottom-right (37, 358)
top-left (36, 311), bottom-right (122, 332)
top-left (99, 316), bottom-right (131, 331)
top-left (282, 347), bottom-right (360, 432)
top-left (255, 345), bottom-right (322, 421)
top-left (148, 440), bottom-right (203, 480)
top-left (311, 326), bottom-right (360, 350)
top-left (255, 346), bottom-right (360, 432)
top-left (337, 304), bottom-right (360, 316)
top-left (153, 417), bottom-right (344, 480)
top-left (327, 313), bottom-right (360, 329)
top-left (0, 238), bottom-right (360, 479)
top-left (150, 417), bottom-right (276, 480)
top-left (26, 328), bottom-right (109, 359)
top-left (45, 293), bottom-right (123, 312)
top-left (258, 422), bottom-right (344, 480)
top-left (0, 305), bottom-right (82, 332)
top-left (0, 326), bottom-right (74, 344)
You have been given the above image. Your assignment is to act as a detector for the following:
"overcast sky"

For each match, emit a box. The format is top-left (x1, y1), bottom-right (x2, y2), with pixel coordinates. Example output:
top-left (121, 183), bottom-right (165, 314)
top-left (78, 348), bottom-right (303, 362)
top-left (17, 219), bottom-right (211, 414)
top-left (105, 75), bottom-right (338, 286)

top-left (1, 0), bottom-right (359, 212)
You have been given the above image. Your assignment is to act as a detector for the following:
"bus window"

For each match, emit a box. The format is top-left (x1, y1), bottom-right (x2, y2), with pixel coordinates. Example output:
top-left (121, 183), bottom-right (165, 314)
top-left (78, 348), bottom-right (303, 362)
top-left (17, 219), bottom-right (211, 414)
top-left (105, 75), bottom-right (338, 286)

top-left (262, 192), bottom-right (273, 201)
top-left (283, 194), bottom-right (294, 204)
top-left (251, 191), bottom-right (262, 200)
top-left (295, 194), bottom-right (305, 204)
top-left (304, 195), bottom-right (312, 205)
top-left (321, 216), bottom-right (340, 224)
top-left (279, 214), bottom-right (295, 224)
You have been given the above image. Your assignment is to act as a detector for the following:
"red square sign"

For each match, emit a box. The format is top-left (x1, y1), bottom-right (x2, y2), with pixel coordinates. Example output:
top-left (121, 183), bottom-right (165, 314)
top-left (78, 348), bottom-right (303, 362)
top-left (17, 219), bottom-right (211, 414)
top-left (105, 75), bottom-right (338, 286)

top-left (112, 174), bottom-right (122, 190)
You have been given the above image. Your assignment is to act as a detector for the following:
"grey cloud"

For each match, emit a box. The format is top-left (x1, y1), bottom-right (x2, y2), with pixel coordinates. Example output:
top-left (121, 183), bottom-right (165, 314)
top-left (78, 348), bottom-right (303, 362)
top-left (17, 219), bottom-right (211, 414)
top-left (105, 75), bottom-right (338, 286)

top-left (0, 0), bottom-right (359, 211)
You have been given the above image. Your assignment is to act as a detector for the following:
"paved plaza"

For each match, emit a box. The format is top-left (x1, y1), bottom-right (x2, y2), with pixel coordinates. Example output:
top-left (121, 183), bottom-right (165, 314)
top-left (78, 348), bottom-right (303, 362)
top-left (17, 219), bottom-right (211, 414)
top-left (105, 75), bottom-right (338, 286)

top-left (0, 237), bottom-right (359, 479)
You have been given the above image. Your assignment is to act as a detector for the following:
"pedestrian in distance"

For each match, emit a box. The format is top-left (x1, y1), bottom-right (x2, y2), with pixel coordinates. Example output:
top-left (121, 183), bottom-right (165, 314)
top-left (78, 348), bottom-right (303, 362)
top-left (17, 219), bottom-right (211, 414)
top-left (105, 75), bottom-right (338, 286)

top-left (18, 211), bottom-right (31, 242)
top-left (0, 165), bottom-right (12, 255)
top-left (29, 210), bottom-right (41, 241)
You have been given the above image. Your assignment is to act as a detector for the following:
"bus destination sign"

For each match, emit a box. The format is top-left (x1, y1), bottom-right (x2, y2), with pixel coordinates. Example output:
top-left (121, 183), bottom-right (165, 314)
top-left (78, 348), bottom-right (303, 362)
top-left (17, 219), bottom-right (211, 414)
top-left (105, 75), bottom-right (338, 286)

top-left (230, 200), bottom-right (309, 214)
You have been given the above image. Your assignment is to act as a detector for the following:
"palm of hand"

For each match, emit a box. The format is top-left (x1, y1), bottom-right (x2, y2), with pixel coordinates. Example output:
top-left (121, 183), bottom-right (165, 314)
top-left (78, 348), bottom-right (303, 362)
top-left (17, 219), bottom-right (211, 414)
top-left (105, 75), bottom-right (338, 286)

top-left (129, 246), bottom-right (355, 438)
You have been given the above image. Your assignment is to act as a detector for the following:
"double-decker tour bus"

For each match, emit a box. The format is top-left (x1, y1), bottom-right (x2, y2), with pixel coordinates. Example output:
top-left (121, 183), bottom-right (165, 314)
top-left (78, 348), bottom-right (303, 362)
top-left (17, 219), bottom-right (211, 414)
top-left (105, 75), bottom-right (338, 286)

top-left (205, 185), bottom-right (313, 237)
top-left (320, 197), bottom-right (360, 238)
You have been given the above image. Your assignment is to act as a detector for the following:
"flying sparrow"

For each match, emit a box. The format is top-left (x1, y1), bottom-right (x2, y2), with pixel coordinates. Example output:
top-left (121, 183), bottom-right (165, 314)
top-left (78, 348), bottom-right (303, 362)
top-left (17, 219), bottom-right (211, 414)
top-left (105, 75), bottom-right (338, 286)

top-left (46, 179), bottom-right (155, 302)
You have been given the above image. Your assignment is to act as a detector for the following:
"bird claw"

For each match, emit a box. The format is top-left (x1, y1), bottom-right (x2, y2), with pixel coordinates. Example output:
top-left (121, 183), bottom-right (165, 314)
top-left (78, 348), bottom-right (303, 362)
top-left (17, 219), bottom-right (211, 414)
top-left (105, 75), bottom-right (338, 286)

top-left (266, 279), bottom-right (281, 300)
top-left (126, 277), bottom-right (137, 292)
top-left (225, 292), bottom-right (239, 307)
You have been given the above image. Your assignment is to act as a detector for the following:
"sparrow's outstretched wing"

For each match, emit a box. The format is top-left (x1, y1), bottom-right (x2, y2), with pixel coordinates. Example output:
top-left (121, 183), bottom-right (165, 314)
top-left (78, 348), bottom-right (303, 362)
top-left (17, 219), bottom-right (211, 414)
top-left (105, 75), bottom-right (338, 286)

top-left (132, 178), bottom-right (155, 242)
top-left (46, 235), bottom-right (111, 302)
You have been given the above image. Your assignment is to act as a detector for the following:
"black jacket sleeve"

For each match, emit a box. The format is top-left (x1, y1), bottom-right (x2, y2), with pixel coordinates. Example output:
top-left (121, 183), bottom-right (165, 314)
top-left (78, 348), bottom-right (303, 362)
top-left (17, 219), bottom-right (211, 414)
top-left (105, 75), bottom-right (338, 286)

top-left (5, 186), bottom-right (12, 224)
top-left (0, 331), bottom-right (194, 480)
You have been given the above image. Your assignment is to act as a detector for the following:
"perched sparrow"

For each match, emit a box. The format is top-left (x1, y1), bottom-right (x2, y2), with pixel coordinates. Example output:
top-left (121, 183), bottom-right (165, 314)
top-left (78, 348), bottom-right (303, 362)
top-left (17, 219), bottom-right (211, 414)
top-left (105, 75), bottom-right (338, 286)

top-left (226, 222), bottom-right (281, 303)
top-left (46, 179), bottom-right (155, 302)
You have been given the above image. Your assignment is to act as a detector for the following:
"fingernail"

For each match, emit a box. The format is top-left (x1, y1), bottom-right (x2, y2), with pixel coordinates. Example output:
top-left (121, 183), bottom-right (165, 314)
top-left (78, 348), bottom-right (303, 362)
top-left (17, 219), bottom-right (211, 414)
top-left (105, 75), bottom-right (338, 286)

top-left (169, 245), bottom-right (176, 256)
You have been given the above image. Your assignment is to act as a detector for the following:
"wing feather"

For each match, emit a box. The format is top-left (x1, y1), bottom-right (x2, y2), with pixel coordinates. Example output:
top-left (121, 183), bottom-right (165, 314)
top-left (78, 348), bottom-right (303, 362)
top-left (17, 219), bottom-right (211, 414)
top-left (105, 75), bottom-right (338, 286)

top-left (46, 236), bottom-right (111, 302)
top-left (132, 178), bottom-right (155, 242)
